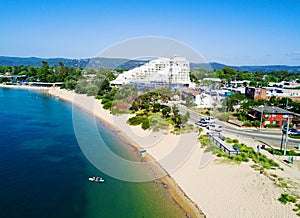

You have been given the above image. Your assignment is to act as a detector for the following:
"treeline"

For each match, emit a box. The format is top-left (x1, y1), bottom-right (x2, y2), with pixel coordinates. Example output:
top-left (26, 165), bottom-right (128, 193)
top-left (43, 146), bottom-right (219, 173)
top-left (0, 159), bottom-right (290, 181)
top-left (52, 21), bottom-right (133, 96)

top-left (191, 67), bottom-right (300, 87)
top-left (0, 61), bottom-right (82, 89)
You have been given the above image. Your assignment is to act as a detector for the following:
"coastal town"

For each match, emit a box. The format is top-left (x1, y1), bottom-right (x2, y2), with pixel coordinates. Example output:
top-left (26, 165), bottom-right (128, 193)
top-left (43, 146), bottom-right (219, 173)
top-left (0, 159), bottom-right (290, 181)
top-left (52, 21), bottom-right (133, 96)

top-left (1, 56), bottom-right (300, 217)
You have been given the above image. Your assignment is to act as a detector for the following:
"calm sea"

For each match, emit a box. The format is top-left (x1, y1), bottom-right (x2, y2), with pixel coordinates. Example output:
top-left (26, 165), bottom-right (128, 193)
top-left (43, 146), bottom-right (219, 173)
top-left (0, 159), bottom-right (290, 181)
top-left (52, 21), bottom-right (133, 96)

top-left (0, 88), bottom-right (185, 218)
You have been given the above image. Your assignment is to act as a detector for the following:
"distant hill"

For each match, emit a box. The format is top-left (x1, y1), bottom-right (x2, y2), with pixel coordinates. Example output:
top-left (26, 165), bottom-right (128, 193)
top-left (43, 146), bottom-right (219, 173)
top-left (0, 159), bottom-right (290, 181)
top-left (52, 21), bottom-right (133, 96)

top-left (0, 56), bottom-right (300, 72)
top-left (208, 62), bottom-right (300, 72)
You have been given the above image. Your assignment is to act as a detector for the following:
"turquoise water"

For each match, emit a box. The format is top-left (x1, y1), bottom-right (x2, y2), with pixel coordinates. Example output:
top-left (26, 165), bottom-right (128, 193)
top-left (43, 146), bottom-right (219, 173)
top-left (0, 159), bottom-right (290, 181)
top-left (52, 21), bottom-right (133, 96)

top-left (0, 88), bottom-right (185, 218)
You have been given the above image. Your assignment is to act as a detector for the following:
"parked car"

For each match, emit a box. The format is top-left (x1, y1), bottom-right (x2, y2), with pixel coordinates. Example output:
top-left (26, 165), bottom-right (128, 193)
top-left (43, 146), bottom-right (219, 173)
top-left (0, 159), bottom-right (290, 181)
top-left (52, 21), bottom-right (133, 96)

top-left (289, 129), bottom-right (300, 136)
top-left (207, 124), bottom-right (222, 132)
top-left (206, 117), bottom-right (215, 123)
top-left (282, 127), bottom-right (298, 135)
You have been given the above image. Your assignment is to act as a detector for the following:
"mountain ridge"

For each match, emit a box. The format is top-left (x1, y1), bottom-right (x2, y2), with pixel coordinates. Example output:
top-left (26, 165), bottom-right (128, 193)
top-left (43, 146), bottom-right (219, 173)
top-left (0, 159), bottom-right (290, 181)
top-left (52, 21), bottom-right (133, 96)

top-left (1, 56), bottom-right (299, 72)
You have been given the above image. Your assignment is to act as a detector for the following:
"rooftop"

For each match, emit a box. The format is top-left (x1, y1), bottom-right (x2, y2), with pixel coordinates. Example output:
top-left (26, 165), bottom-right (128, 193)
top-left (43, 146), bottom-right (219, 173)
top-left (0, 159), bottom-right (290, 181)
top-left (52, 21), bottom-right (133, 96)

top-left (252, 106), bottom-right (294, 115)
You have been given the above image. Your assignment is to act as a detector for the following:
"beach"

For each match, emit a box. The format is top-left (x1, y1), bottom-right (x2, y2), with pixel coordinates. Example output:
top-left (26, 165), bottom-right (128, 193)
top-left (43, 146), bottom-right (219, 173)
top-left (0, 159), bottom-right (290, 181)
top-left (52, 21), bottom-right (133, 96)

top-left (5, 84), bottom-right (299, 217)
top-left (48, 86), bottom-right (300, 218)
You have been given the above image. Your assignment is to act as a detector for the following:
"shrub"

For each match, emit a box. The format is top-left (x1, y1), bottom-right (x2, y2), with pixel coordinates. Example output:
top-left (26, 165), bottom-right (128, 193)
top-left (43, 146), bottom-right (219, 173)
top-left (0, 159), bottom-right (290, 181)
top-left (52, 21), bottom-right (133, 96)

top-left (243, 120), bottom-right (252, 127)
top-left (199, 135), bottom-right (211, 147)
top-left (239, 152), bottom-right (250, 162)
top-left (278, 194), bottom-right (297, 204)
top-left (141, 118), bottom-right (150, 130)
top-left (226, 138), bottom-right (233, 143)
top-left (265, 123), bottom-right (280, 128)
top-left (232, 139), bottom-right (239, 143)
top-left (238, 114), bottom-right (247, 121)
top-left (103, 101), bottom-right (112, 110)
top-left (232, 155), bottom-right (243, 164)
top-left (127, 116), bottom-right (146, 126)
top-left (253, 120), bottom-right (261, 127)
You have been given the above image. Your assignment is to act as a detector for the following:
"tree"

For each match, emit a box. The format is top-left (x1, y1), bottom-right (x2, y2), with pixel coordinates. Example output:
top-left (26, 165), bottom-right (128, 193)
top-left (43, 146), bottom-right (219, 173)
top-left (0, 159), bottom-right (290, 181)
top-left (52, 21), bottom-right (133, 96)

top-left (172, 105), bottom-right (181, 127)
top-left (37, 60), bottom-right (50, 82)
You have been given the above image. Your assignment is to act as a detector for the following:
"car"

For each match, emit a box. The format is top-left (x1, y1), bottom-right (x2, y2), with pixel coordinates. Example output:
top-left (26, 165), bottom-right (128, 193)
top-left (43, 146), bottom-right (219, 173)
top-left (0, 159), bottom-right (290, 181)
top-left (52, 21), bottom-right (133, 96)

top-left (207, 124), bottom-right (222, 132)
top-left (201, 121), bottom-right (209, 127)
top-left (195, 121), bottom-right (202, 126)
top-left (206, 117), bottom-right (215, 123)
top-left (289, 130), bottom-right (300, 136)
top-left (282, 127), bottom-right (298, 135)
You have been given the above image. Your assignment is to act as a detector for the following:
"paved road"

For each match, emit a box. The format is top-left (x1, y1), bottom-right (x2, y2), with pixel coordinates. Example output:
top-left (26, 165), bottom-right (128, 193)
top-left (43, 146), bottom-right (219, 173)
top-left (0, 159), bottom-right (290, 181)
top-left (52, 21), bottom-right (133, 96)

top-left (174, 103), bottom-right (300, 149)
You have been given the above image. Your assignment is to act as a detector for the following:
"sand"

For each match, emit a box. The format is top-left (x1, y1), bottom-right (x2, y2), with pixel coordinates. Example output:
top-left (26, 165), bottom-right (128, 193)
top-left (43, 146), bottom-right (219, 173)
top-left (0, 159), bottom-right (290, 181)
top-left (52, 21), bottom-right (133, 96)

top-left (41, 86), bottom-right (300, 217)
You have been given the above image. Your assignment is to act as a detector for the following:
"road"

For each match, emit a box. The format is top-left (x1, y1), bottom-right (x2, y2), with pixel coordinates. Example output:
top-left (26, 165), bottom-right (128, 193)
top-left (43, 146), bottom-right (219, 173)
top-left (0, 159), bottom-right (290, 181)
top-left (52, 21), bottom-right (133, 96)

top-left (175, 103), bottom-right (300, 149)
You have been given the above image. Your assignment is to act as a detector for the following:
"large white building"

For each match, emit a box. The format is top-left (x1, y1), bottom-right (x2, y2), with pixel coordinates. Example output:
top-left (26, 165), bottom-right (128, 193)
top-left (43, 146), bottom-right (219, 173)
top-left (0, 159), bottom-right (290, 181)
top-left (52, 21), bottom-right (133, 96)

top-left (111, 56), bottom-right (191, 87)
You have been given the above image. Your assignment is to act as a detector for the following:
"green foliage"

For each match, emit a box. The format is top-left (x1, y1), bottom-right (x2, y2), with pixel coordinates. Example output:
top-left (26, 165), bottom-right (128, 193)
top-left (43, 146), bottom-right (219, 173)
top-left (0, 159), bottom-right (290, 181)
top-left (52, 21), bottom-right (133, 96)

top-left (130, 101), bottom-right (139, 112)
top-left (290, 135), bottom-right (300, 139)
top-left (216, 112), bottom-right (229, 121)
top-left (263, 147), bottom-right (300, 156)
top-left (226, 138), bottom-right (233, 143)
top-left (232, 139), bottom-right (239, 143)
top-left (141, 118), bottom-right (150, 130)
top-left (199, 135), bottom-right (212, 147)
top-left (149, 114), bottom-right (170, 132)
top-left (208, 146), bottom-right (230, 158)
top-left (243, 120), bottom-right (253, 127)
top-left (278, 194), bottom-right (297, 204)
top-left (162, 106), bottom-right (171, 117)
top-left (152, 102), bottom-right (161, 113)
top-left (103, 101), bottom-right (112, 110)
top-left (294, 204), bottom-right (300, 212)
top-left (127, 116), bottom-right (146, 126)
top-left (253, 120), bottom-right (261, 127)
top-left (265, 123), bottom-right (280, 128)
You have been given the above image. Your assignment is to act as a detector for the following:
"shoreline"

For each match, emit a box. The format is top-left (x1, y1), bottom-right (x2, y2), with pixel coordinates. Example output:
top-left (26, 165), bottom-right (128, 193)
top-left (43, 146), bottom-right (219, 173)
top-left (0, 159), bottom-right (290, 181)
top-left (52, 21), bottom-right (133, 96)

top-left (0, 84), bottom-right (203, 216)
top-left (46, 86), bottom-right (205, 217)
top-left (4, 84), bottom-right (298, 217)
top-left (0, 84), bottom-right (51, 91)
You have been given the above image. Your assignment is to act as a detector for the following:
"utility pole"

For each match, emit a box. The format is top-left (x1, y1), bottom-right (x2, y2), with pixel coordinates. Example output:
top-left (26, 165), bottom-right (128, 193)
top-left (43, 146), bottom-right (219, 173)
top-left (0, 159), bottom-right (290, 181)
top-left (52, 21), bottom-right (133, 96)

top-left (259, 103), bottom-right (265, 131)
top-left (283, 98), bottom-right (289, 155)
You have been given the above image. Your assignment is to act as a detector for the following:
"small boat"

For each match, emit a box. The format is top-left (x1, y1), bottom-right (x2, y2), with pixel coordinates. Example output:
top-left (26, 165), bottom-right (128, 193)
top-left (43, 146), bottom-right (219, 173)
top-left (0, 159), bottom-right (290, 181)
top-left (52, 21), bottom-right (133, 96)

top-left (88, 176), bottom-right (105, 183)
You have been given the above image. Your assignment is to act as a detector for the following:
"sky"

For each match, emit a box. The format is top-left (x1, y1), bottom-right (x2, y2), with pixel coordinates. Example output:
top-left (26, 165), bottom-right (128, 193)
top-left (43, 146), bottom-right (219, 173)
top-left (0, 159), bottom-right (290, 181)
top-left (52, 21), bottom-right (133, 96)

top-left (1, 0), bottom-right (300, 66)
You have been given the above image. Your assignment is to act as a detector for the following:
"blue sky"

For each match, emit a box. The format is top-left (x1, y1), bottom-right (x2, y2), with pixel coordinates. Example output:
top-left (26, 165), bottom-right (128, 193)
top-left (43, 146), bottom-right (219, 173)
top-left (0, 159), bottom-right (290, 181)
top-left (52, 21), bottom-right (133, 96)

top-left (1, 0), bottom-right (300, 65)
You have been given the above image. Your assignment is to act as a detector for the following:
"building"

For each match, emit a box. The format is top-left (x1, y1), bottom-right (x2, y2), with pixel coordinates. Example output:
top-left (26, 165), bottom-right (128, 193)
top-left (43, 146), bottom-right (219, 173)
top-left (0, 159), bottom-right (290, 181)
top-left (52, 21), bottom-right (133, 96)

top-left (245, 87), bottom-right (267, 100)
top-left (110, 56), bottom-right (190, 88)
top-left (252, 106), bottom-right (294, 128)
top-left (245, 86), bottom-right (300, 101)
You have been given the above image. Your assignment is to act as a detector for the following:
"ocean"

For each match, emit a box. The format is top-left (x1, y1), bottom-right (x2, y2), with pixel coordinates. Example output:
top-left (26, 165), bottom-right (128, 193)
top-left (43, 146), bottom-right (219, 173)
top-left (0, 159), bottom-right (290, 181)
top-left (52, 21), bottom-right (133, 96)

top-left (0, 88), bottom-right (186, 218)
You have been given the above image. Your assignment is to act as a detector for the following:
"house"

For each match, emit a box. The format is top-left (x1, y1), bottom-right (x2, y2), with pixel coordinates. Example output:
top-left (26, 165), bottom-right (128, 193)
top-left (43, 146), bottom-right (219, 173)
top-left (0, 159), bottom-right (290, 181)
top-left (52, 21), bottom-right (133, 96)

top-left (245, 87), bottom-right (267, 100)
top-left (251, 106), bottom-right (294, 128)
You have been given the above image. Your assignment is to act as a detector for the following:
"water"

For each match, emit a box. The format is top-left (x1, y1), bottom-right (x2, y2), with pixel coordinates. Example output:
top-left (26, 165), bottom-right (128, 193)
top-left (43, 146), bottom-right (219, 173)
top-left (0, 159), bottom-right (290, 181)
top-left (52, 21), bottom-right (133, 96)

top-left (0, 88), bottom-right (186, 218)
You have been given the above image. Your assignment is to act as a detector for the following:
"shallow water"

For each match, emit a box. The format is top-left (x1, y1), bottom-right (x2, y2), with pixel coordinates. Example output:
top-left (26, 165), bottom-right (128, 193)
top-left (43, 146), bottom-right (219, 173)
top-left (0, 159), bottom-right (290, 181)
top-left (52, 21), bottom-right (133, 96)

top-left (0, 88), bottom-right (185, 218)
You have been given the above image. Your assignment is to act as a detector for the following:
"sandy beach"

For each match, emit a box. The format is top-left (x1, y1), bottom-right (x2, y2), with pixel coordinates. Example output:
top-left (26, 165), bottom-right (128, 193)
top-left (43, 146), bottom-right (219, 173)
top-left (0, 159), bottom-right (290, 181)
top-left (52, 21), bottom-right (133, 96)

top-left (44, 86), bottom-right (300, 218)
